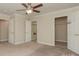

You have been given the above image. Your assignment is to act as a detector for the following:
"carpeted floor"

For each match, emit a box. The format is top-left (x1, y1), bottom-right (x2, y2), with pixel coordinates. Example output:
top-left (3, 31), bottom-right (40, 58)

top-left (0, 41), bottom-right (78, 56)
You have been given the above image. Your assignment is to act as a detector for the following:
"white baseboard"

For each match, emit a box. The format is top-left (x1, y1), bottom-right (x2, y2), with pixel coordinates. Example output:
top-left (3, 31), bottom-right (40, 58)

top-left (68, 47), bottom-right (79, 54)
top-left (25, 39), bottom-right (31, 43)
top-left (8, 40), bottom-right (31, 45)
top-left (0, 39), bottom-right (8, 41)
top-left (55, 40), bottom-right (67, 43)
top-left (37, 41), bottom-right (54, 46)
top-left (14, 40), bottom-right (25, 45)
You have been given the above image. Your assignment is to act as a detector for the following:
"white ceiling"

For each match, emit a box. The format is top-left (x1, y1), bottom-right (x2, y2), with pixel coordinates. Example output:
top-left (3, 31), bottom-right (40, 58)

top-left (0, 3), bottom-right (79, 16)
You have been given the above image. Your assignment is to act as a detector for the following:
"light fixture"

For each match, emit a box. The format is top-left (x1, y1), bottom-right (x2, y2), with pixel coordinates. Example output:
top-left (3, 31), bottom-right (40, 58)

top-left (26, 9), bottom-right (32, 14)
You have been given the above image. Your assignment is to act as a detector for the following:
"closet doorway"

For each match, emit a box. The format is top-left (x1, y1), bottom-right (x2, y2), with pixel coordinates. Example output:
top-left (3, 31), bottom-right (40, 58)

top-left (55, 16), bottom-right (67, 48)
top-left (31, 21), bottom-right (37, 42)
top-left (0, 19), bottom-right (9, 43)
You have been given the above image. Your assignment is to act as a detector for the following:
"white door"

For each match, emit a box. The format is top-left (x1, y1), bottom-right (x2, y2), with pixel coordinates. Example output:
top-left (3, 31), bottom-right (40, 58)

top-left (25, 20), bottom-right (31, 42)
top-left (68, 12), bottom-right (79, 54)
top-left (72, 15), bottom-right (79, 53)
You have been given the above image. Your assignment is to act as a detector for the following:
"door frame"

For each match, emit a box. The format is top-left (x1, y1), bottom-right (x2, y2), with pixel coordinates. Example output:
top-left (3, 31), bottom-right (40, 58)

top-left (31, 21), bottom-right (37, 42)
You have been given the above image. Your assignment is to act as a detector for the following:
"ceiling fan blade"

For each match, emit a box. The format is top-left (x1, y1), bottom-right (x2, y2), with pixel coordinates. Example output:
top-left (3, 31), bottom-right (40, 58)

top-left (16, 9), bottom-right (26, 11)
top-left (22, 3), bottom-right (27, 8)
top-left (33, 4), bottom-right (43, 9)
top-left (33, 10), bottom-right (40, 13)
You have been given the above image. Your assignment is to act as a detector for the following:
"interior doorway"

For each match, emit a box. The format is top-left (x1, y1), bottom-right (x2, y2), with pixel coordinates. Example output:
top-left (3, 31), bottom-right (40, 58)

top-left (55, 16), bottom-right (67, 48)
top-left (31, 21), bottom-right (37, 42)
top-left (0, 19), bottom-right (9, 43)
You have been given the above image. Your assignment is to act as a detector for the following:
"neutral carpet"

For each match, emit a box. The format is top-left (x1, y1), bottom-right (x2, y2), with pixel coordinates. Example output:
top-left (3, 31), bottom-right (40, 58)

top-left (0, 41), bottom-right (78, 56)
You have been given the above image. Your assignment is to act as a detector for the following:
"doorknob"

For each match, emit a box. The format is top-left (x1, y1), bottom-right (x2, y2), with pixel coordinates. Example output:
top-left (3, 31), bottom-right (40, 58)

top-left (33, 33), bottom-right (36, 35)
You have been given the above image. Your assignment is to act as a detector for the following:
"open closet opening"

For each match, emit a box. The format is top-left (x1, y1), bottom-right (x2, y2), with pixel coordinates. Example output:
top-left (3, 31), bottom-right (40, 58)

top-left (0, 19), bottom-right (9, 43)
top-left (31, 21), bottom-right (37, 42)
top-left (55, 16), bottom-right (67, 48)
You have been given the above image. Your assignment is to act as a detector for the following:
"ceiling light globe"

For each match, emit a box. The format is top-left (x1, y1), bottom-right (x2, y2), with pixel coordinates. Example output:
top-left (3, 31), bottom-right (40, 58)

top-left (26, 9), bottom-right (32, 14)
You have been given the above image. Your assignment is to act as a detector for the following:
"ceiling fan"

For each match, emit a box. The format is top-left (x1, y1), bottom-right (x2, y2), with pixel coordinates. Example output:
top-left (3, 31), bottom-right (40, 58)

top-left (16, 3), bottom-right (43, 14)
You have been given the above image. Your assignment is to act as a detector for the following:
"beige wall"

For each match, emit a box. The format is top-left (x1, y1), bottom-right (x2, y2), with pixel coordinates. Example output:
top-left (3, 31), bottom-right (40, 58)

top-left (0, 14), bottom-right (10, 20)
top-left (9, 14), bottom-right (32, 44)
top-left (9, 14), bottom-right (26, 44)
top-left (14, 14), bottom-right (26, 44)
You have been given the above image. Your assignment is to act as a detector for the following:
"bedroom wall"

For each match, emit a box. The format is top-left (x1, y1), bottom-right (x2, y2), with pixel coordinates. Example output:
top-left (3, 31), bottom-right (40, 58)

top-left (9, 14), bottom-right (31, 44)
top-left (9, 14), bottom-right (26, 44)
top-left (9, 14), bottom-right (25, 44)
top-left (32, 6), bottom-right (79, 54)
top-left (0, 13), bottom-right (10, 20)
top-left (0, 13), bottom-right (31, 44)
top-left (14, 14), bottom-right (26, 44)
